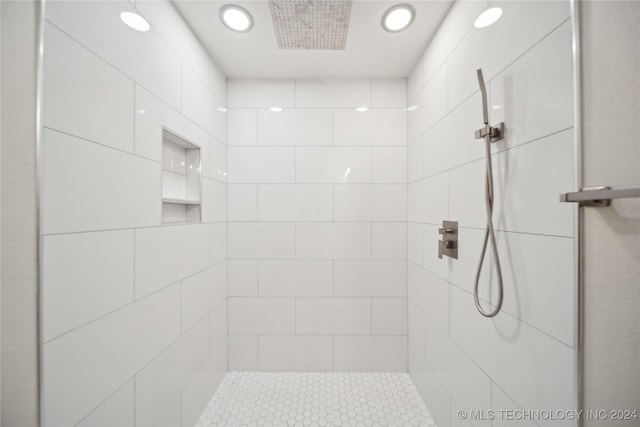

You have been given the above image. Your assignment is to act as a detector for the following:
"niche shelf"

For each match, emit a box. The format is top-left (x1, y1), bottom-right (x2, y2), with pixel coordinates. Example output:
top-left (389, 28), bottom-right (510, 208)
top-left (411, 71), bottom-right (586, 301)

top-left (161, 129), bottom-right (201, 224)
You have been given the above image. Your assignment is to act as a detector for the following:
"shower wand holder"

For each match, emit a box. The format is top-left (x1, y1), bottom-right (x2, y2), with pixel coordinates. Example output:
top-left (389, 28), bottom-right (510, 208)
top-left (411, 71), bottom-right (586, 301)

top-left (474, 122), bottom-right (505, 143)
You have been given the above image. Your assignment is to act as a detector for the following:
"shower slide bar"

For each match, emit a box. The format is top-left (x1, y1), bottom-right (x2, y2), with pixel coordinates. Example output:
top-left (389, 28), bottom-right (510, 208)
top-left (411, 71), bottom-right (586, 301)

top-left (560, 186), bottom-right (640, 207)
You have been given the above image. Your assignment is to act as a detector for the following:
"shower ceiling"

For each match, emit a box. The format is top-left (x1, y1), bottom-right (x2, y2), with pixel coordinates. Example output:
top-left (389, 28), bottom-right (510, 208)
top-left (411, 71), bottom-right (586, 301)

top-left (172, 0), bottom-right (453, 78)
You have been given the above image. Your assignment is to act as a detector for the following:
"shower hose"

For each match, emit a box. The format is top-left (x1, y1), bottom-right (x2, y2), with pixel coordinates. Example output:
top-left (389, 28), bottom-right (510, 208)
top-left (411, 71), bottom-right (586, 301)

top-left (474, 69), bottom-right (504, 318)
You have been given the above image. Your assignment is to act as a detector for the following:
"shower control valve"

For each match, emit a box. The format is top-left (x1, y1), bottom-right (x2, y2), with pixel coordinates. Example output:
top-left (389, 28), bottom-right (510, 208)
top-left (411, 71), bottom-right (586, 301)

top-left (437, 220), bottom-right (458, 260)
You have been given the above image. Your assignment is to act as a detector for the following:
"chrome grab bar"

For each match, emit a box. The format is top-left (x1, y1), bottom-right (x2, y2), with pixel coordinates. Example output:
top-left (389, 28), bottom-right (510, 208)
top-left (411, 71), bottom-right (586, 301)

top-left (559, 186), bottom-right (640, 207)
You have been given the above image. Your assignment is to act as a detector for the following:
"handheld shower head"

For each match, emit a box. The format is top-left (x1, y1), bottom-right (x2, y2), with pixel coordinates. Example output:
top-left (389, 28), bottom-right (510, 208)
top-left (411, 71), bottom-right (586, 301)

top-left (473, 67), bottom-right (506, 318)
top-left (477, 68), bottom-right (489, 125)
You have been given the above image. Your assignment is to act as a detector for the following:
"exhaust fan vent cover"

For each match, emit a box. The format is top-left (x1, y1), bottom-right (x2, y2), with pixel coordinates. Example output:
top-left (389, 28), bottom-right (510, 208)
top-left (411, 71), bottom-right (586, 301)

top-left (268, 0), bottom-right (352, 50)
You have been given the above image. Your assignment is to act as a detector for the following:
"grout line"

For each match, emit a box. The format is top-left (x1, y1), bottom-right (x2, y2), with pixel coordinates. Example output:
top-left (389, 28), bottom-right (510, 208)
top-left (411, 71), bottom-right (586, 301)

top-left (43, 126), bottom-right (159, 163)
top-left (256, 334), bottom-right (260, 371)
top-left (208, 223), bottom-right (213, 265)
top-left (331, 108), bottom-right (336, 145)
top-left (408, 126), bottom-right (574, 184)
top-left (447, 170), bottom-right (451, 218)
top-left (225, 106), bottom-right (405, 112)
top-left (179, 393), bottom-right (183, 427)
top-left (369, 147), bottom-right (373, 183)
top-left (293, 222), bottom-right (297, 260)
top-left (208, 306), bottom-right (212, 357)
top-left (132, 231), bottom-right (137, 301)
top-left (210, 295), bottom-right (412, 300)
top-left (370, 298), bottom-right (373, 335)
top-left (407, 15), bottom-right (570, 109)
top-left (332, 335), bottom-right (335, 371)
top-left (409, 260), bottom-right (577, 349)
top-left (227, 179), bottom-right (408, 184)
top-left (72, 378), bottom-right (136, 427)
top-left (45, 19), bottom-right (223, 140)
top-left (254, 108), bottom-right (259, 145)
top-left (255, 259), bottom-right (260, 297)
top-left (73, 307), bottom-right (218, 427)
top-left (332, 260), bottom-right (335, 297)
top-left (43, 220), bottom-right (225, 238)
top-left (179, 282), bottom-right (183, 335)
top-left (44, 124), bottom-right (226, 187)
top-left (370, 222), bottom-right (373, 259)
top-left (225, 297), bottom-right (230, 373)
top-left (136, 1), bottom-right (225, 104)
top-left (133, 84), bottom-right (137, 154)
top-left (445, 61), bottom-right (450, 113)
top-left (294, 147), bottom-right (298, 183)
top-left (43, 261), bottom-right (223, 344)
top-left (331, 185), bottom-right (335, 222)
top-left (406, 76), bottom-right (411, 375)
top-left (179, 61), bottom-right (183, 112)
top-left (133, 377), bottom-right (137, 427)
top-left (228, 257), bottom-right (408, 262)
top-left (224, 333), bottom-right (407, 337)
top-left (255, 184), bottom-right (260, 221)
top-left (447, 284), bottom-right (452, 338)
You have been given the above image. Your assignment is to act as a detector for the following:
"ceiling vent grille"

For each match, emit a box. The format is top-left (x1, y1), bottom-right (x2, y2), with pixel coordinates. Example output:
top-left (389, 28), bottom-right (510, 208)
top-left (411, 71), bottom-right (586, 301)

top-left (268, 0), bottom-right (352, 50)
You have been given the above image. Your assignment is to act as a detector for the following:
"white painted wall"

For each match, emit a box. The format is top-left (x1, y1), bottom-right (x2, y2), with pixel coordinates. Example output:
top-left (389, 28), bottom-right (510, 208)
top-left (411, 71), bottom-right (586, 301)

top-left (581, 2), bottom-right (640, 424)
top-left (406, 1), bottom-right (577, 425)
top-left (40, 1), bottom-right (227, 426)
top-left (1, 1), bottom-right (39, 425)
top-left (226, 78), bottom-right (409, 372)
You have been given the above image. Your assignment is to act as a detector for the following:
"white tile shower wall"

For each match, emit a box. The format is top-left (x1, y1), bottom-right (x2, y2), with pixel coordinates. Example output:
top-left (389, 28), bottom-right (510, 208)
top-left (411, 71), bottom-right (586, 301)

top-left (407, 2), bottom-right (577, 426)
top-left (227, 78), bottom-right (408, 372)
top-left (41, 1), bottom-right (227, 426)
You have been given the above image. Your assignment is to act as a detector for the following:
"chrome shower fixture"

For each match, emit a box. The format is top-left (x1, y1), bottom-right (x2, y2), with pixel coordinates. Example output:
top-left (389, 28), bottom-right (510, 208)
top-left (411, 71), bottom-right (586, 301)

top-left (473, 68), bottom-right (505, 318)
top-left (474, 69), bottom-right (504, 143)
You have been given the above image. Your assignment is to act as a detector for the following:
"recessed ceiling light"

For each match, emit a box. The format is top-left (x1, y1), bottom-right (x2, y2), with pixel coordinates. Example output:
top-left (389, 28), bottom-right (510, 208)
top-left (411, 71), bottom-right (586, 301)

top-left (120, 11), bottom-right (150, 32)
top-left (220, 4), bottom-right (253, 33)
top-left (355, 106), bottom-right (369, 112)
top-left (474, 8), bottom-right (503, 29)
top-left (270, 106), bottom-right (283, 112)
top-left (382, 4), bottom-right (415, 33)
top-left (217, 107), bottom-right (228, 113)
top-left (404, 105), bottom-right (419, 111)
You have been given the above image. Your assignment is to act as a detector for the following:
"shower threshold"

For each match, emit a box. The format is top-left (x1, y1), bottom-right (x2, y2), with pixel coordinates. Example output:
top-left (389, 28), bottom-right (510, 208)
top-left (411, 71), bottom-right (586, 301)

top-left (195, 371), bottom-right (436, 427)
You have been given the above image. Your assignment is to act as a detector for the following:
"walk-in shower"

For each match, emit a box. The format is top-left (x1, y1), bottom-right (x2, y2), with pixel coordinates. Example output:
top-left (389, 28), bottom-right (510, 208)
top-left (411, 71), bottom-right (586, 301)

top-left (31, 1), bottom-right (585, 426)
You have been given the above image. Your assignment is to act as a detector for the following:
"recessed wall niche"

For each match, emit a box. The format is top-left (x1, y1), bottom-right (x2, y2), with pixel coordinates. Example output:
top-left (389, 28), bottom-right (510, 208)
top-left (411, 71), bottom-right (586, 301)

top-left (161, 128), bottom-right (201, 224)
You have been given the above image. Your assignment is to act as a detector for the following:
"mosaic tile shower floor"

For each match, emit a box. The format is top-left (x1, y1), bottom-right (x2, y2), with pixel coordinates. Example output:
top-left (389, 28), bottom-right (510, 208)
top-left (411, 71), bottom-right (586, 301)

top-left (195, 372), bottom-right (437, 427)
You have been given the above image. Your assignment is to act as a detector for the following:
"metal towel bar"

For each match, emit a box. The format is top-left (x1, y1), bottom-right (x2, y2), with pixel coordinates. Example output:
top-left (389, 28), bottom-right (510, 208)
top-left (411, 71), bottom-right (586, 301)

top-left (559, 186), bottom-right (640, 207)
